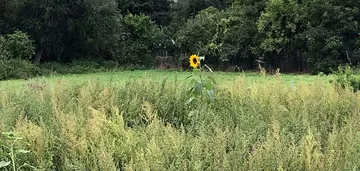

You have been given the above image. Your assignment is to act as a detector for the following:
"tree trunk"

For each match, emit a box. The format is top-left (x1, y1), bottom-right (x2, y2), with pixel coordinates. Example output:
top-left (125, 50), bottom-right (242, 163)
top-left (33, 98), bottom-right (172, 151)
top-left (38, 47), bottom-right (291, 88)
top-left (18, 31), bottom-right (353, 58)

top-left (297, 49), bottom-right (305, 72)
top-left (34, 48), bottom-right (43, 64)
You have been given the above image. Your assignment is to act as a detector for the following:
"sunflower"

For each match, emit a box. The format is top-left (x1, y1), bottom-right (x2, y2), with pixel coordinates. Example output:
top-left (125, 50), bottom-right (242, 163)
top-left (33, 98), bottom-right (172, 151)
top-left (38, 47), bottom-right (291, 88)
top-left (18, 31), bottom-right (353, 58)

top-left (189, 54), bottom-right (200, 68)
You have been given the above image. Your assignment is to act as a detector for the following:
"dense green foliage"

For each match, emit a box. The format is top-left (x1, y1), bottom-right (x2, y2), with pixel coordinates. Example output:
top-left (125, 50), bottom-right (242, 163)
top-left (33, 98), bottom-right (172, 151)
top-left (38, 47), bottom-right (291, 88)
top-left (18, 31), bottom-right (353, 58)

top-left (0, 31), bottom-right (38, 80)
top-left (1, 0), bottom-right (360, 75)
top-left (1, 75), bottom-right (360, 170)
top-left (0, 31), bottom-right (34, 60)
top-left (332, 65), bottom-right (360, 92)
top-left (0, 59), bottom-right (38, 80)
top-left (3, 31), bottom-right (35, 60)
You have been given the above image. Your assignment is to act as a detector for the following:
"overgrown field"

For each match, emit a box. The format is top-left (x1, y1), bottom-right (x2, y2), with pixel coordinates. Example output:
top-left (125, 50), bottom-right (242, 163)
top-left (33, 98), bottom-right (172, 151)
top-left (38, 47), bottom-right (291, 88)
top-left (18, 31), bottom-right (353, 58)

top-left (1, 71), bottom-right (360, 170)
top-left (0, 70), bottom-right (321, 91)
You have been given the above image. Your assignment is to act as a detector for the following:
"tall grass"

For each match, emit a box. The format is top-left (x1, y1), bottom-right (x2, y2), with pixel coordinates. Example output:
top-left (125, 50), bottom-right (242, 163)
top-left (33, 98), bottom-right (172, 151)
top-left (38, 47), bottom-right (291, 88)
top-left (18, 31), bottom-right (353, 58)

top-left (1, 76), bottom-right (360, 170)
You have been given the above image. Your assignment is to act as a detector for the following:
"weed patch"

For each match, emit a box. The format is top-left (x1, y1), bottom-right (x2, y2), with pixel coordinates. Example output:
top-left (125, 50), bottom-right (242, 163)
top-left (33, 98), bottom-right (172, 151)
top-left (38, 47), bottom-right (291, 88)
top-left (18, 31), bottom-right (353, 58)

top-left (0, 75), bottom-right (359, 170)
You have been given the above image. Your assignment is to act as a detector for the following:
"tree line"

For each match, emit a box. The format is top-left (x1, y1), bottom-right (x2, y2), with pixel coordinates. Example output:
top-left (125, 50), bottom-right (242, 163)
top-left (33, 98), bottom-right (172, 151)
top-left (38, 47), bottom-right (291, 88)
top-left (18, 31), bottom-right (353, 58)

top-left (1, 0), bottom-right (360, 73)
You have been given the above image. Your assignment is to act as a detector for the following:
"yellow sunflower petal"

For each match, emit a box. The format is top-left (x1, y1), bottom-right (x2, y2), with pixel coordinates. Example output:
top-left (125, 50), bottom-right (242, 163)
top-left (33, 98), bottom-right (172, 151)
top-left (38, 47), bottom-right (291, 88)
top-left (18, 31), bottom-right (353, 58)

top-left (189, 54), bottom-right (200, 68)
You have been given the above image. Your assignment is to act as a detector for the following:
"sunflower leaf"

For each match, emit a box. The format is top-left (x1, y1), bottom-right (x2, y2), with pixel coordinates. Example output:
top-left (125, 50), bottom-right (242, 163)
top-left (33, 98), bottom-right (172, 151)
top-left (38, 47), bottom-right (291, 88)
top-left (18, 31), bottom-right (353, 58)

top-left (207, 90), bottom-right (215, 101)
top-left (205, 80), bottom-right (214, 90)
top-left (208, 76), bottom-right (217, 84)
top-left (190, 78), bottom-right (197, 84)
top-left (194, 82), bottom-right (203, 94)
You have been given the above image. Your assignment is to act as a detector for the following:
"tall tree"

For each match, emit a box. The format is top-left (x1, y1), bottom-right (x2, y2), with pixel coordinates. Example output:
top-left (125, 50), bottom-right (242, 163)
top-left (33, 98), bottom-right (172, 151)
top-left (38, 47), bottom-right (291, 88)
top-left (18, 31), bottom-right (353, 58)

top-left (117, 0), bottom-right (172, 25)
top-left (1, 0), bottom-right (123, 63)
top-left (300, 0), bottom-right (360, 73)
top-left (256, 0), bottom-right (304, 71)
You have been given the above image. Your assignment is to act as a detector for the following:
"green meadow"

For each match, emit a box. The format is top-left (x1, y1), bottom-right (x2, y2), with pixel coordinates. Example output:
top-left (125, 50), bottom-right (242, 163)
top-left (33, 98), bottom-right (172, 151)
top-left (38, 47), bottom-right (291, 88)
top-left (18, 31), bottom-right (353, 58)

top-left (3, 70), bottom-right (360, 171)
top-left (0, 70), bottom-right (325, 90)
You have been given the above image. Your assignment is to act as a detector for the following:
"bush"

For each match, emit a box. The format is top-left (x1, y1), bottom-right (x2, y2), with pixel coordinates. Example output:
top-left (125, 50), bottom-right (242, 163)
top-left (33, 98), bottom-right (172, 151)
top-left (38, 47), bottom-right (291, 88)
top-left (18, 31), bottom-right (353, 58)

top-left (38, 60), bottom-right (122, 76)
top-left (38, 62), bottom-right (97, 75)
top-left (332, 65), bottom-right (360, 91)
top-left (0, 31), bottom-right (37, 80)
top-left (4, 31), bottom-right (35, 60)
top-left (0, 59), bottom-right (39, 80)
top-left (0, 36), bottom-right (11, 60)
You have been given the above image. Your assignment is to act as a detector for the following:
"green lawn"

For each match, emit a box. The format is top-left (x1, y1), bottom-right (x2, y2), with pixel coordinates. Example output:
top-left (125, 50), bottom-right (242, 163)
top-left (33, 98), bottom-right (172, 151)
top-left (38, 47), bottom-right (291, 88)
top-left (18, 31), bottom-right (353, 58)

top-left (0, 70), bottom-right (331, 91)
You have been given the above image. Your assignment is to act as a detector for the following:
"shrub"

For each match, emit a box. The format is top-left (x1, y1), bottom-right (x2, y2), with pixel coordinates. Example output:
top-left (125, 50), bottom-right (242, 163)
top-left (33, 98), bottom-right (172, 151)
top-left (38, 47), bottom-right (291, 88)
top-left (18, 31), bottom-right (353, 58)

top-left (68, 60), bottom-right (102, 74)
top-left (5, 31), bottom-right (35, 60)
top-left (0, 36), bottom-right (11, 60)
top-left (332, 65), bottom-right (360, 92)
top-left (0, 59), bottom-right (39, 80)
top-left (101, 60), bottom-right (120, 70)
top-left (38, 60), bottom-right (123, 76)
top-left (0, 31), bottom-right (37, 80)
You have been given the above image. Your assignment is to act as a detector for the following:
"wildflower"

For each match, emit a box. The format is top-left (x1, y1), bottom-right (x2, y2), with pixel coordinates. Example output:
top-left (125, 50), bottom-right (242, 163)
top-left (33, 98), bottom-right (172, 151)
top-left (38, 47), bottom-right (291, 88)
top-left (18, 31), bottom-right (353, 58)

top-left (249, 146), bottom-right (255, 154)
top-left (189, 54), bottom-right (200, 69)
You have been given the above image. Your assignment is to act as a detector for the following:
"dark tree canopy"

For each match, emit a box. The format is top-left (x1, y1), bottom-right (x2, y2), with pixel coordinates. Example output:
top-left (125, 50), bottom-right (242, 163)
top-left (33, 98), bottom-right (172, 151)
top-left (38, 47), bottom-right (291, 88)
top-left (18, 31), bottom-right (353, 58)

top-left (117, 0), bottom-right (172, 25)
top-left (1, 0), bottom-right (360, 73)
